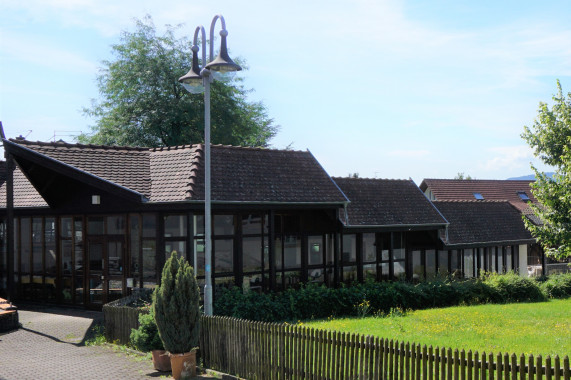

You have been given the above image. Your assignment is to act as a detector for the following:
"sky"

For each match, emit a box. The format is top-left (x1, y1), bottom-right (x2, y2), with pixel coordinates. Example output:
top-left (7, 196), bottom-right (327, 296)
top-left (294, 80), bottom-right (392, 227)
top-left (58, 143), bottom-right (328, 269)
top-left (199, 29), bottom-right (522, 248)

top-left (1, 0), bottom-right (570, 184)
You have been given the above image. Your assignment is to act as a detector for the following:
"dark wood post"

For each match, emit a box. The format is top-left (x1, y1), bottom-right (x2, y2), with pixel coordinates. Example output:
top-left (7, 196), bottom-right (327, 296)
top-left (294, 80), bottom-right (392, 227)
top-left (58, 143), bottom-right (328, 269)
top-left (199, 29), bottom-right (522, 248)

top-left (541, 245), bottom-right (546, 275)
top-left (1, 122), bottom-right (15, 301)
top-left (268, 210), bottom-right (276, 291)
top-left (5, 152), bottom-right (14, 301)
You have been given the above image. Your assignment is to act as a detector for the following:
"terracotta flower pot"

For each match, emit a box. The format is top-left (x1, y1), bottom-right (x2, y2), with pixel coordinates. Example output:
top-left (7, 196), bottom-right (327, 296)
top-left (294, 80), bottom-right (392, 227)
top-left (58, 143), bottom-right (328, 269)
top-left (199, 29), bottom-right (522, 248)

top-left (151, 349), bottom-right (171, 372)
top-left (170, 350), bottom-right (197, 380)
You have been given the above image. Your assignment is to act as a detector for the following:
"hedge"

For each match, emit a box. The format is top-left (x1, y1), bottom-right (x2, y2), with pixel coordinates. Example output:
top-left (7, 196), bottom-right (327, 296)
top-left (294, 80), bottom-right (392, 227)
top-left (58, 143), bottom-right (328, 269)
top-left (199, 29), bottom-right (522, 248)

top-left (213, 272), bottom-right (571, 322)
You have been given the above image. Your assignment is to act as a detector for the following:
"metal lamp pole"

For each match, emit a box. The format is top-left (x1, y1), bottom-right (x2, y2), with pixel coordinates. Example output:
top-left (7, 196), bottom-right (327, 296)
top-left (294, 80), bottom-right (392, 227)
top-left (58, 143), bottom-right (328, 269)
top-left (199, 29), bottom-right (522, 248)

top-left (179, 15), bottom-right (241, 316)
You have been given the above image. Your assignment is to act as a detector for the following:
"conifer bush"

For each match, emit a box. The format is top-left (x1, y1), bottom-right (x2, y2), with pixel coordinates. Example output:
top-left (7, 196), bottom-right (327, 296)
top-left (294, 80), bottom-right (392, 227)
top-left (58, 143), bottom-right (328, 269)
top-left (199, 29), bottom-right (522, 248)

top-left (153, 252), bottom-right (201, 354)
top-left (130, 307), bottom-right (164, 352)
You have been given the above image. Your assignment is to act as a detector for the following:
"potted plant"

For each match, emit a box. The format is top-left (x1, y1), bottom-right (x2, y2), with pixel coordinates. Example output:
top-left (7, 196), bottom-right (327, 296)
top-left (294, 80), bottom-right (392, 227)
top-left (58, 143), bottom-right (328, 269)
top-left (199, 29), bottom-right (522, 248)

top-left (153, 252), bottom-right (201, 380)
top-left (130, 307), bottom-right (171, 371)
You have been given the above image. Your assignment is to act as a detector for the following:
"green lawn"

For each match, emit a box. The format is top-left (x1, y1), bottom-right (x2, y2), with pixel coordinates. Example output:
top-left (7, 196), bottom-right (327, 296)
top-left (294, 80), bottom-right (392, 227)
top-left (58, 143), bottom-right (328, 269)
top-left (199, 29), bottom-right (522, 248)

top-left (303, 298), bottom-right (571, 358)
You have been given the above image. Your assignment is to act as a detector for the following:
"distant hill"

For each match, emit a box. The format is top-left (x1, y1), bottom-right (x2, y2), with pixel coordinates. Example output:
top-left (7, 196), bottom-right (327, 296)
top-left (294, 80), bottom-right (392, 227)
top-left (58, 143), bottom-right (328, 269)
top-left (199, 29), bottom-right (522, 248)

top-left (507, 173), bottom-right (554, 180)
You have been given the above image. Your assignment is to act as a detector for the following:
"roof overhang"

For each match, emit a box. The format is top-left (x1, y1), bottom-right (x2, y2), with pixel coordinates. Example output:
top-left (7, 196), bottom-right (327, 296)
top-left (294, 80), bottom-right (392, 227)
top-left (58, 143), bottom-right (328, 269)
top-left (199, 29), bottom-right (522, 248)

top-left (441, 238), bottom-right (536, 249)
top-left (3, 139), bottom-right (146, 207)
top-left (342, 222), bottom-right (448, 232)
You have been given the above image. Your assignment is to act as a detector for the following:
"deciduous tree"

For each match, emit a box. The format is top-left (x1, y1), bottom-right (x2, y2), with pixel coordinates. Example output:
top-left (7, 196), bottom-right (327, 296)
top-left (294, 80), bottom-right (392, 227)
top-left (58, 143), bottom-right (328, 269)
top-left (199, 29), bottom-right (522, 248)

top-left (522, 80), bottom-right (571, 260)
top-left (80, 16), bottom-right (278, 147)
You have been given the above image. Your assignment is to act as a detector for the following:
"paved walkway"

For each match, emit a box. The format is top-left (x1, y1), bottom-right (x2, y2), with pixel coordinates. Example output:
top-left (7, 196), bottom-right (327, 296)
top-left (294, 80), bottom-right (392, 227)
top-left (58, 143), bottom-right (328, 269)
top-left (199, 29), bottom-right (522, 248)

top-left (0, 304), bottom-right (213, 380)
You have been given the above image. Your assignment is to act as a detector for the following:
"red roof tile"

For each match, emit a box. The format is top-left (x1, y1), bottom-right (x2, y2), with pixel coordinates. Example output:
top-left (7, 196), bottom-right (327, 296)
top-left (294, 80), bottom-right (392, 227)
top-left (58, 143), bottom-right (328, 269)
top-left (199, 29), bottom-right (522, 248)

top-left (420, 179), bottom-right (537, 212)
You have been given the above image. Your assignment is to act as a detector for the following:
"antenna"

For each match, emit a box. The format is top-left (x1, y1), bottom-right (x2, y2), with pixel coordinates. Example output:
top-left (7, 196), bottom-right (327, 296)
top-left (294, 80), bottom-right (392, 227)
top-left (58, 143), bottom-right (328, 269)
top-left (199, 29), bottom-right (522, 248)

top-left (50, 130), bottom-right (83, 142)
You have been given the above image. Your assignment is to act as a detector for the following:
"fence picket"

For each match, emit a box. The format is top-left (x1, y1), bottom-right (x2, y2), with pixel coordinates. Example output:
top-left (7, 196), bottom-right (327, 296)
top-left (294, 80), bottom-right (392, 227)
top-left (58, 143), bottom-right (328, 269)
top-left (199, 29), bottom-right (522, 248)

top-left (529, 355), bottom-right (535, 380)
top-left (198, 316), bottom-right (562, 380)
top-left (423, 345), bottom-right (428, 380)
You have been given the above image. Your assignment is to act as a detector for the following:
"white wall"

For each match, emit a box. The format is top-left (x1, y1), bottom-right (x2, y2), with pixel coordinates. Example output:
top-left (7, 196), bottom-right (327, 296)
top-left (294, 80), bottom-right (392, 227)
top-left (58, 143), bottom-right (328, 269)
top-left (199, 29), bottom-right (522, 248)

top-left (518, 244), bottom-right (528, 277)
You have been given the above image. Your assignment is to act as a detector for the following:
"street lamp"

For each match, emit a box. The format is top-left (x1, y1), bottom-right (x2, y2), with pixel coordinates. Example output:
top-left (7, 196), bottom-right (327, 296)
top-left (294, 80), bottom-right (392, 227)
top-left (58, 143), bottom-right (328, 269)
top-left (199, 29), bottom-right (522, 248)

top-left (179, 15), bottom-right (242, 316)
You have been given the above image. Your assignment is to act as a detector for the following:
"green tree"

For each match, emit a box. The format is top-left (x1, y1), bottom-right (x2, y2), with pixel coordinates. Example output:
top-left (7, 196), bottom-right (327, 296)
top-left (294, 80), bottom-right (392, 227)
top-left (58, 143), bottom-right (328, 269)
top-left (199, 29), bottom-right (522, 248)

top-left (80, 16), bottom-right (278, 147)
top-left (454, 172), bottom-right (472, 180)
top-left (522, 80), bottom-right (571, 260)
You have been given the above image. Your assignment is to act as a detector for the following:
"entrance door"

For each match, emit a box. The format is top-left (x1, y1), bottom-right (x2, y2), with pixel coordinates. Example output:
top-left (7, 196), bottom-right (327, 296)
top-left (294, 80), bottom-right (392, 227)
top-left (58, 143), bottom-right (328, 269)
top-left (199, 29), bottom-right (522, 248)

top-left (86, 237), bottom-right (125, 308)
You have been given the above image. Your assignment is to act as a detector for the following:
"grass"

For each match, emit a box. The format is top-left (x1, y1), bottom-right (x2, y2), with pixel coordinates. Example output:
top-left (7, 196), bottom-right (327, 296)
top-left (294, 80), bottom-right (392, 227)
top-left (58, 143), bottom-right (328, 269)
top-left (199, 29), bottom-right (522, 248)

top-left (303, 298), bottom-right (571, 358)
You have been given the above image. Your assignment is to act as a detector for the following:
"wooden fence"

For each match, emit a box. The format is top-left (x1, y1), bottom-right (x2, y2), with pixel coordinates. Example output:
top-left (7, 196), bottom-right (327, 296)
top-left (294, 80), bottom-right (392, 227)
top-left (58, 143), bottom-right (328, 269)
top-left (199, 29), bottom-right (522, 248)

top-left (103, 297), bottom-right (150, 344)
top-left (200, 316), bottom-right (570, 380)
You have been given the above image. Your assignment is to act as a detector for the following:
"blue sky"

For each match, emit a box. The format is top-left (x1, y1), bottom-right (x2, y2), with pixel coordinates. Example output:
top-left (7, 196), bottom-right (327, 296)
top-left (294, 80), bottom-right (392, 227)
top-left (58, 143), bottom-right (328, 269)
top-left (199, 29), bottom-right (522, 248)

top-left (1, 0), bottom-right (570, 184)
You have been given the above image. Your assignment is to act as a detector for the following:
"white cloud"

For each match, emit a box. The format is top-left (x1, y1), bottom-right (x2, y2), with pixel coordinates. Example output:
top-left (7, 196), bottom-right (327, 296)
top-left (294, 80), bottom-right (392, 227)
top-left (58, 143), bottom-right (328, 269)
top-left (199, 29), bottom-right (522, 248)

top-left (482, 145), bottom-right (534, 172)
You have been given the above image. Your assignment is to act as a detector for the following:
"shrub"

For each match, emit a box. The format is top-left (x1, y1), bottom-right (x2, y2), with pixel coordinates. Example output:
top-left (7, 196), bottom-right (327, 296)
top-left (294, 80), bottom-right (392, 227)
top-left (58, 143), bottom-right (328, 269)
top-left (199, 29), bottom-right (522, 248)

top-left (540, 272), bottom-right (571, 298)
top-left (130, 307), bottom-right (164, 352)
top-left (153, 251), bottom-right (201, 354)
top-left (213, 272), bottom-right (565, 322)
top-left (482, 271), bottom-right (546, 303)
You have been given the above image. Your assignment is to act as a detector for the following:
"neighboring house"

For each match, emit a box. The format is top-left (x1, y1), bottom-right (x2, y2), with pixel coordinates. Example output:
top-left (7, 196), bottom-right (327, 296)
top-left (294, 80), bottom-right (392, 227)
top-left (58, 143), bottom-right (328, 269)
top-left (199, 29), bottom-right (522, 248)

top-left (433, 200), bottom-right (535, 278)
top-left (419, 178), bottom-right (558, 276)
top-left (0, 132), bottom-right (556, 309)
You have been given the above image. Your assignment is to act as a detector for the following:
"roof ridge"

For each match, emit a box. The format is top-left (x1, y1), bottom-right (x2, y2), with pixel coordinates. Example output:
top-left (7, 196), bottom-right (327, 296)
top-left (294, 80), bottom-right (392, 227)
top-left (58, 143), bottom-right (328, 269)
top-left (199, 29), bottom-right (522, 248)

top-left (185, 145), bottom-right (203, 199)
top-left (332, 176), bottom-right (408, 181)
top-left (150, 144), bottom-right (199, 152)
top-left (433, 199), bottom-right (511, 203)
top-left (424, 178), bottom-right (534, 182)
top-left (210, 144), bottom-right (307, 153)
top-left (10, 138), bottom-right (151, 152)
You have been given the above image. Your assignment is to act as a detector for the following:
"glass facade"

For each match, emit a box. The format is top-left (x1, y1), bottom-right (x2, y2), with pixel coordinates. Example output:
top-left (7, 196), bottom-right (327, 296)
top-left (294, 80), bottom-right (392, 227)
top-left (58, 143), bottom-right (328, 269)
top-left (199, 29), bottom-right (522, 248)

top-left (0, 208), bottom-right (534, 308)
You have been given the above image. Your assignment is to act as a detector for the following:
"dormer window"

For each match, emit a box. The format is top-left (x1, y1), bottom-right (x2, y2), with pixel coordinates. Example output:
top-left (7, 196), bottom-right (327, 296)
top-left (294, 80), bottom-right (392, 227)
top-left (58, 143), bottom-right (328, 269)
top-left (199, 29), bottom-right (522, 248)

top-left (517, 191), bottom-right (530, 201)
top-left (473, 192), bottom-right (484, 200)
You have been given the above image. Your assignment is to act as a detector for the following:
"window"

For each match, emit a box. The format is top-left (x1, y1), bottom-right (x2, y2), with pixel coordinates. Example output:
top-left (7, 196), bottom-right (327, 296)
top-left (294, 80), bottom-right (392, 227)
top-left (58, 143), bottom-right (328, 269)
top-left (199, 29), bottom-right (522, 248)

top-left (473, 192), bottom-right (484, 200)
top-left (517, 191), bottom-right (530, 201)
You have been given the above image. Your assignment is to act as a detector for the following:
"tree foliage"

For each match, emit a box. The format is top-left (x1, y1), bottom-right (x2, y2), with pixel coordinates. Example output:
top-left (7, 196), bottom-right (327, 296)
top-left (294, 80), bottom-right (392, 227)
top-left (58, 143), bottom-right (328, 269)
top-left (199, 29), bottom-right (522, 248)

top-left (80, 16), bottom-right (278, 147)
top-left (454, 172), bottom-right (472, 180)
top-left (522, 80), bottom-right (571, 260)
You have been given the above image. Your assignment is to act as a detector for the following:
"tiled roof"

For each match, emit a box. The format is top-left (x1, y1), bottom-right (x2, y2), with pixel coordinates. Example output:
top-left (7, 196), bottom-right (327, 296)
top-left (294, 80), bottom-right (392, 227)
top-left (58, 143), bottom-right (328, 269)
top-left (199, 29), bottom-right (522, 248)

top-left (3, 139), bottom-right (348, 205)
top-left (420, 178), bottom-right (537, 212)
top-left (434, 200), bottom-right (534, 246)
top-left (0, 165), bottom-right (48, 208)
top-left (12, 139), bottom-right (152, 198)
top-left (332, 177), bottom-right (447, 227)
top-left (188, 145), bottom-right (348, 203)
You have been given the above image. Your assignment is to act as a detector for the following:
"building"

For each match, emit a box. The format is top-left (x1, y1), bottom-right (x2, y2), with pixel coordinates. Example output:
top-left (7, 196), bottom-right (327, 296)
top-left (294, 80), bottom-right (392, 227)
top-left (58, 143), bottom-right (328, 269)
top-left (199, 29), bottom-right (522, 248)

top-left (0, 133), bottom-right (549, 309)
top-left (419, 178), bottom-right (562, 276)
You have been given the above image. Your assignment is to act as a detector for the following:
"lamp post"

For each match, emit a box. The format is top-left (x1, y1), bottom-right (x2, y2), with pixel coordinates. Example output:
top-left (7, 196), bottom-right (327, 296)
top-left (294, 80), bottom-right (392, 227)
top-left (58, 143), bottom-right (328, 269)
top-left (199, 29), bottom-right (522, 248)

top-left (179, 15), bottom-right (241, 316)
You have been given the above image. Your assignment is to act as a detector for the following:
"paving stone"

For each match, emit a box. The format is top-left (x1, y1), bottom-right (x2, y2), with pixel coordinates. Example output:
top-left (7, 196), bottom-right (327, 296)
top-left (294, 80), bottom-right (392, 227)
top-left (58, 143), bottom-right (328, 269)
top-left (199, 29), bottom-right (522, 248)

top-left (0, 306), bottom-right (162, 380)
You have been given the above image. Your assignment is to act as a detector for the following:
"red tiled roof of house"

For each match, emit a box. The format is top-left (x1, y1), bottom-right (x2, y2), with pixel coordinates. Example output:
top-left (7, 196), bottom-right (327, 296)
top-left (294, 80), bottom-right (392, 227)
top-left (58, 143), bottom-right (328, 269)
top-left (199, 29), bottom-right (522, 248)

top-left (419, 178), bottom-right (537, 212)
top-left (434, 200), bottom-right (534, 247)
top-left (332, 177), bottom-right (447, 227)
top-left (2, 139), bottom-right (348, 206)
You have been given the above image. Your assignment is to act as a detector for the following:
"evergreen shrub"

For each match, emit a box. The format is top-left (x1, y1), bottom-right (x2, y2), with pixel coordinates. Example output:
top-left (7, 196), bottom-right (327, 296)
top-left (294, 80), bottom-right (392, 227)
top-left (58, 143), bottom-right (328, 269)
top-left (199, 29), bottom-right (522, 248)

top-left (153, 252), bottom-right (201, 354)
top-left (130, 307), bottom-right (164, 352)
